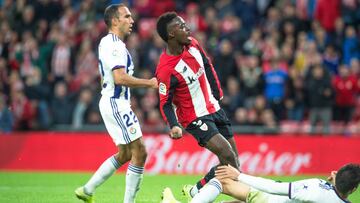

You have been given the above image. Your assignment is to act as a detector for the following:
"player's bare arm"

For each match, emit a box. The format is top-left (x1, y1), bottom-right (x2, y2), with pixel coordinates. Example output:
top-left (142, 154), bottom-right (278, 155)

top-left (113, 68), bottom-right (158, 88)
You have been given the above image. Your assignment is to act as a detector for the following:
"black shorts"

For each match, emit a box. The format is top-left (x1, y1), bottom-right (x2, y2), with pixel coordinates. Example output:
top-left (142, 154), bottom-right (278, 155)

top-left (186, 109), bottom-right (233, 147)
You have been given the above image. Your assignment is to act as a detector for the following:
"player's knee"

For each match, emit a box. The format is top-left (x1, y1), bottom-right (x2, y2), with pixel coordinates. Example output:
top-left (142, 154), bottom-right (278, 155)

top-left (115, 153), bottom-right (131, 164)
top-left (133, 146), bottom-right (147, 163)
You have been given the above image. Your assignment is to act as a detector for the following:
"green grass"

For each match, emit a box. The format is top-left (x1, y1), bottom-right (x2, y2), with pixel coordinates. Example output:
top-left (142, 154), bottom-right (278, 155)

top-left (0, 171), bottom-right (359, 203)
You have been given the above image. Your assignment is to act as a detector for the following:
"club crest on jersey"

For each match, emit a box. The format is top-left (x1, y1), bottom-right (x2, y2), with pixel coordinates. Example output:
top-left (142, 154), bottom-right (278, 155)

top-left (159, 82), bottom-right (167, 95)
top-left (129, 127), bottom-right (137, 134)
top-left (200, 123), bottom-right (208, 131)
top-left (112, 49), bottom-right (120, 56)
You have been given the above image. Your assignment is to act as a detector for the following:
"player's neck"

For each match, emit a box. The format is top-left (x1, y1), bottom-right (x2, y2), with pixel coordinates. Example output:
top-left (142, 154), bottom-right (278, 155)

top-left (166, 43), bottom-right (184, 56)
top-left (108, 29), bottom-right (124, 41)
top-left (335, 187), bottom-right (348, 200)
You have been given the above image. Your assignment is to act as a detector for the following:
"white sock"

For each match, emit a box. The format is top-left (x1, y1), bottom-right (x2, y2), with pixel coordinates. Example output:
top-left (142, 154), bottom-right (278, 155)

top-left (84, 155), bottom-right (120, 195)
top-left (190, 178), bottom-right (222, 203)
top-left (123, 163), bottom-right (144, 203)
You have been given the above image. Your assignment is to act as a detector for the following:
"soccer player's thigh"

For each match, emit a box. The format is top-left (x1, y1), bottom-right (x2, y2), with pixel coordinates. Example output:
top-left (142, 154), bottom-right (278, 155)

top-left (186, 118), bottom-right (219, 147)
top-left (117, 108), bottom-right (143, 144)
top-left (214, 109), bottom-right (238, 155)
top-left (99, 101), bottom-right (142, 145)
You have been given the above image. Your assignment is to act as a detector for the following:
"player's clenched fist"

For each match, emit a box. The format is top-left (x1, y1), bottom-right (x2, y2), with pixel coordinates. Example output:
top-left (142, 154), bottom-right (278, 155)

top-left (169, 126), bottom-right (182, 139)
top-left (149, 77), bottom-right (158, 89)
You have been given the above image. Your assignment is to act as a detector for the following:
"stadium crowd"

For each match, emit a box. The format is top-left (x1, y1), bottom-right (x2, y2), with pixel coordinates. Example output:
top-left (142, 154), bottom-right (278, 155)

top-left (0, 0), bottom-right (359, 135)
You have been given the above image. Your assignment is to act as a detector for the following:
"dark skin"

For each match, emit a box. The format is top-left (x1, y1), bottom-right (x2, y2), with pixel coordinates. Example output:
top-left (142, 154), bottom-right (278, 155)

top-left (165, 16), bottom-right (239, 168)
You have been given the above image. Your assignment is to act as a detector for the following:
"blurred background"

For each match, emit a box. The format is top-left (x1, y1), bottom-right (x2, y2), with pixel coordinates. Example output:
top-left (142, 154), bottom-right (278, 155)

top-left (0, 0), bottom-right (359, 136)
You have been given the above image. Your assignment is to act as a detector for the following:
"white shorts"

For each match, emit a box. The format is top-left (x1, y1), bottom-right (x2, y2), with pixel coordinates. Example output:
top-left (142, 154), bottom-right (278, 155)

top-left (99, 96), bottom-right (143, 145)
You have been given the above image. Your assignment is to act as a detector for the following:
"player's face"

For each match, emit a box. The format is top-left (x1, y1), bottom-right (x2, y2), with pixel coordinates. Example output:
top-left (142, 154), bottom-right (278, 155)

top-left (169, 17), bottom-right (191, 45)
top-left (116, 6), bottom-right (134, 37)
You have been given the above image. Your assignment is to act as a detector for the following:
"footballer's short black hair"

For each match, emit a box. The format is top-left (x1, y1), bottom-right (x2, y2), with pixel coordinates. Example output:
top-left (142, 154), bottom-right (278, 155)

top-left (335, 163), bottom-right (360, 195)
top-left (104, 4), bottom-right (125, 27)
top-left (156, 12), bottom-right (178, 42)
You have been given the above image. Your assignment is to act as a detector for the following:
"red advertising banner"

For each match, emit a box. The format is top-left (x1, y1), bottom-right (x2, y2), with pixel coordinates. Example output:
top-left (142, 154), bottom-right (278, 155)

top-left (0, 132), bottom-right (359, 175)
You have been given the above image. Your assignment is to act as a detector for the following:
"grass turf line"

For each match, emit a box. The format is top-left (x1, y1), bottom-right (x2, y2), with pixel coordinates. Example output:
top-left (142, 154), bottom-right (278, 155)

top-left (0, 171), bottom-right (359, 203)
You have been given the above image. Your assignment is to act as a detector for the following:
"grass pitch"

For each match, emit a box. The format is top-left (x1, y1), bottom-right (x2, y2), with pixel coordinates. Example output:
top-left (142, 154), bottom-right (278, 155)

top-left (0, 171), bottom-right (359, 203)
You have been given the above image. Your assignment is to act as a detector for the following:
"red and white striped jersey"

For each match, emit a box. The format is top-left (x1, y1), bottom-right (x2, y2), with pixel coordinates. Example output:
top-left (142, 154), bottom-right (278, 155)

top-left (155, 37), bottom-right (223, 128)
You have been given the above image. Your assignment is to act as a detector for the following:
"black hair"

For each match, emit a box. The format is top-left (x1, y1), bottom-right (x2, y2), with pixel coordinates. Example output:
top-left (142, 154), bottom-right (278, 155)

top-left (104, 4), bottom-right (125, 27)
top-left (156, 12), bottom-right (178, 42)
top-left (335, 163), bottom-right (360, 195)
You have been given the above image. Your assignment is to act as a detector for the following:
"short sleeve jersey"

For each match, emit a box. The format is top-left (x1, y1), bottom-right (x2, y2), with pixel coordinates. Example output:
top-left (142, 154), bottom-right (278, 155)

top-left (98, 33), bottom-right (134, 103)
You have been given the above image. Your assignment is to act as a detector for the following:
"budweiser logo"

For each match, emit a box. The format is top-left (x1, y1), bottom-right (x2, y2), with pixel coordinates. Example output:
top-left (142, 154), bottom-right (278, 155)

top-left (144, 136), bottom-right (312, 175)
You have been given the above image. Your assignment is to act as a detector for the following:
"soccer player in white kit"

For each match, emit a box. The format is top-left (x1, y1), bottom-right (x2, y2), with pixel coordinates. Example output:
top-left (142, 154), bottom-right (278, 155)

top-left (75, 4), bottom-right (158, 203)
top-left (213, 164), bottom-right (360, 203)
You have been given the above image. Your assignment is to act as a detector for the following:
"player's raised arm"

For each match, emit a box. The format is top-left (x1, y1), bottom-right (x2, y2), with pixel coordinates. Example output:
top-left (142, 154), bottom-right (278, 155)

top-left (113, 68), bottom-right (158, 89)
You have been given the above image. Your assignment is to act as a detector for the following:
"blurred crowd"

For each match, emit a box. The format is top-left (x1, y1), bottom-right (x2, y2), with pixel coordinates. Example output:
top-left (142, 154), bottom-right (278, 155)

top-left (0, 0), bottom-right (359, 135)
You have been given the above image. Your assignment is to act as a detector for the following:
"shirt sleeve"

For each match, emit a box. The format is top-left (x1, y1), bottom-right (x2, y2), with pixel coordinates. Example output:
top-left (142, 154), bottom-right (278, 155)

top-left (238, 173), bottom-right (289, 196)
top-left (102, 42), bottom-right (127, 71)
top-left (194, 40), bottom-right (223, 100)
top-left (157, 72), bottom-right (180, 128)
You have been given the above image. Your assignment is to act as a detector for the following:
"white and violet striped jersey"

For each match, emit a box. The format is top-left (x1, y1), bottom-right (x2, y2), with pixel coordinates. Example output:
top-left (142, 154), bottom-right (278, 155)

top-left (98, 33), bottom-right (134, 104)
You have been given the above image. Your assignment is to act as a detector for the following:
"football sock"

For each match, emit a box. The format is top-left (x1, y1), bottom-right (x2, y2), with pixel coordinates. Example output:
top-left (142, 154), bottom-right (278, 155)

top-left (123, 163), bottom-right (144, 203)
top-left (191, 166), bottom-right (217, 197)
top-left (191, 178), bottom-right (222, 203)
top-left (84, 155), bottom-right (121, 195)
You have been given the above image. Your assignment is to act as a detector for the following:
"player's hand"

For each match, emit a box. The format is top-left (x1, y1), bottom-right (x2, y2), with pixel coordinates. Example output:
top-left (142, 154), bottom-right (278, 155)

top-left (149, 77), bottom-right (158, 89)
top-left (169, 126), bottom-right (182, 139)
top-left (215, 164), bottom-right (241, 181)
top-left (327, 170), bottom-right (337, 186)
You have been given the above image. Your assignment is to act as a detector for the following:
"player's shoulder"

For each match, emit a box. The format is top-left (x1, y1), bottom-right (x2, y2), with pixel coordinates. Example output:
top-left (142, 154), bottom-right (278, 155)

top-left (99, 34), bottom-right (125, 48)
top-left (155, 56), bottom-right (172, 79)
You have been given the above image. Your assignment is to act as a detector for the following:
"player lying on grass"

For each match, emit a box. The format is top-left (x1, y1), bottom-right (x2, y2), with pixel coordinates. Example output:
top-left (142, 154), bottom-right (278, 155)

top-left (161, 163), bottom-right (360, 203)
top-left (215, 163), bottom-right (360, 203)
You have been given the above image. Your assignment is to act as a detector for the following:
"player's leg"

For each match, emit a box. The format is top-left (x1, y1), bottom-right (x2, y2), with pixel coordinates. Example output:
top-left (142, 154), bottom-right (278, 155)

top-left (188, 136), bottom-right (238, 201)
top-left (76, 98), bottom-right (132, 202)
top-left (227, 137), bottom-right (240, 166)
top-left (220, 178), bottom-right (249, 202)
top-left (123, 137), bottom-right (147, 203)
top-left (184, 120), bottom-right (238, 201)
top-left (81, 145), bottom-right (131, 197)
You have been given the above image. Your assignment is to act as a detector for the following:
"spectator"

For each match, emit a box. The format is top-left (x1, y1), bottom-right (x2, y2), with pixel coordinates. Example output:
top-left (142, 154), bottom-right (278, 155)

top-left (306, 64), bottom-right (334, 134)
top-left (264, 56), bottom-right (288, 121)
top-left (0, 93), bottom-right (13, 133)
top-left (72, 88), bottom-right (93, 129)
top-left (332, 64), bottom-right (358, 126)
top-left (323, 44), bottom-right (340, 75)
top-left (285, 68), bottom-right (305, 121)
top-left (213, 39), bottom-right (238, 87)
top-left (239, 54), bottom-right (264, 108)
top-left (343, 25), bottom-right (360, 65)
top-left (50, 82), bottom-right (74, 125)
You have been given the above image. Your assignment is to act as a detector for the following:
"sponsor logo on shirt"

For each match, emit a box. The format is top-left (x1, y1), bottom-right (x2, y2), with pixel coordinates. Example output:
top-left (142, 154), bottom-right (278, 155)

top-left (159, 82), bottom-right (167, 95)
top-left (187, 67), bottom-right (204, 84)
